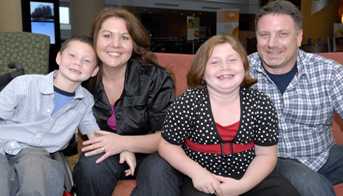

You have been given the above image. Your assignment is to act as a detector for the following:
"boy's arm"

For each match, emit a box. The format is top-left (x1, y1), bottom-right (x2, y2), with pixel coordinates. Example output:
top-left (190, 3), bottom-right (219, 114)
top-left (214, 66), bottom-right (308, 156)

top-left (87, 132), bottom-right (96, 139)
top-left (0, 77), bottom-right (21, 119)
top-left (78, 94), bottom-right (100, 138)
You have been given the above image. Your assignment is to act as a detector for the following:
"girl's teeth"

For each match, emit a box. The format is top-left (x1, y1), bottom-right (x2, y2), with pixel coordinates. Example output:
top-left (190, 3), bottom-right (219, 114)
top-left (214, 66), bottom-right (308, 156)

top-left (218, 75), bottom-right (233, 79)
top-left (108, 52), bottom-right (120, 56)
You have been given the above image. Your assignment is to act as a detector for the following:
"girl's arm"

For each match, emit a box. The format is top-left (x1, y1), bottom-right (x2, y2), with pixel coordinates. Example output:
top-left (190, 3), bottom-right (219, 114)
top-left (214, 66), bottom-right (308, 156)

top-left (216, 144), bottom-right (277, 195)
top-left (159, 138), bottom-right (202, 177)
top-left (159, 138), bottom-right (222, 195)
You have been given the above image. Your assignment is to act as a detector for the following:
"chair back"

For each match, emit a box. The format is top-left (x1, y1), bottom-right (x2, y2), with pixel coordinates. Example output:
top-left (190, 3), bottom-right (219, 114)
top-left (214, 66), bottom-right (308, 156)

top-left (0, 32), bottom-right (50, 75)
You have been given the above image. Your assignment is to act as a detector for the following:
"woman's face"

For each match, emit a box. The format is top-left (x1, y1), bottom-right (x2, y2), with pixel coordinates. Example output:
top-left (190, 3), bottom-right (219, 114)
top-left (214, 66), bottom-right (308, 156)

top-left (96, 16), bottom-right (134, 69)
top-left (204, 43), bottom-right (245, 95)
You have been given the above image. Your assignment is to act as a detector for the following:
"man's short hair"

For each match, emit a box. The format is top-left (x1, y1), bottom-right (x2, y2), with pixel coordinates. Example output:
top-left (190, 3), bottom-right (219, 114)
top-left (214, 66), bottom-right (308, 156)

top-left (255, 0), bottom-right (303, 30)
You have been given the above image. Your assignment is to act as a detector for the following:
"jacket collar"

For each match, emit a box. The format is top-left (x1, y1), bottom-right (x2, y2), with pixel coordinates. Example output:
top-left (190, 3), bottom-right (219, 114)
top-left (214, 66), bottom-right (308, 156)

top-left (93, 58), bottom-right (143, 97)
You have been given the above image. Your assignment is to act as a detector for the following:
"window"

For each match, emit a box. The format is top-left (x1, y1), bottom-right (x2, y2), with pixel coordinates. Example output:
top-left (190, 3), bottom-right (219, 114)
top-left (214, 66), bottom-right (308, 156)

top-left (59, 5), bottom-right (71, 40)
top-left (59, 6), bottom-right (70, 24)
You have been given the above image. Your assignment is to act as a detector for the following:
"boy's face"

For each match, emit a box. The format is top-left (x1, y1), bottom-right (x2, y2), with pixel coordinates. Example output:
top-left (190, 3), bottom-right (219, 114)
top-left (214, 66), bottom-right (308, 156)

top-left (56, 40), bottom-right (98, 83)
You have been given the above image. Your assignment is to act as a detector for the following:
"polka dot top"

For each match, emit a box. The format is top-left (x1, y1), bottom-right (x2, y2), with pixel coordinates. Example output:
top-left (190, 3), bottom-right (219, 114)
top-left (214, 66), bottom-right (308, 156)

top-left (161, 87), bottom-right (278, 179)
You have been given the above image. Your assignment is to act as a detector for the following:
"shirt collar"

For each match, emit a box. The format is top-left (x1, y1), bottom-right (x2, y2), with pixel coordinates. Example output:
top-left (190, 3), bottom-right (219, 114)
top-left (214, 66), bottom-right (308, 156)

top-left (296, 49), bottom-right (311, 80)
top-left (39, 71), bottom-right (84, 99)
top-left (252, 49), bottom-right (310, 81)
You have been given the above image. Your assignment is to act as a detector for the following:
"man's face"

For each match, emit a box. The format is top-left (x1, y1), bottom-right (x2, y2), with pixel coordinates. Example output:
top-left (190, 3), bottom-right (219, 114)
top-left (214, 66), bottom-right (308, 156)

top-left (256, 14), bottom-right (303, 74)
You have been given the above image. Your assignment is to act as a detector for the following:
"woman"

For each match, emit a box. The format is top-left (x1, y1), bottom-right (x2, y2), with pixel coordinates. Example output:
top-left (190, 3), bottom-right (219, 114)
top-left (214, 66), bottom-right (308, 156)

top-left (73, 7), bottom-right (182, 196)
top-left (159, 35), bottom-right (300, 196)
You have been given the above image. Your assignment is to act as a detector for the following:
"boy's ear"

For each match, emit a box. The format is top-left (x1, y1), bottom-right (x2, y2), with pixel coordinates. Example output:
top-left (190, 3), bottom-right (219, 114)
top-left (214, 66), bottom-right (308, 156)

top-left (91, 66), bottom-right (99, 77)
top-left (55, 52), bottom-right (62, 66)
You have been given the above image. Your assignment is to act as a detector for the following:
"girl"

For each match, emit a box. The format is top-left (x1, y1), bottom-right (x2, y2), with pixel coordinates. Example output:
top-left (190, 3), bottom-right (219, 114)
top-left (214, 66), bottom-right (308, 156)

top-left (159, 35), bottom-right (299, 196)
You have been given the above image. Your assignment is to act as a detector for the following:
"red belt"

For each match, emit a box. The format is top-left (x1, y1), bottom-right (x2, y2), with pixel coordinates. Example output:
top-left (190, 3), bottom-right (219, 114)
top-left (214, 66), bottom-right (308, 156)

top-left (185, 139), bottom-right (254, 155)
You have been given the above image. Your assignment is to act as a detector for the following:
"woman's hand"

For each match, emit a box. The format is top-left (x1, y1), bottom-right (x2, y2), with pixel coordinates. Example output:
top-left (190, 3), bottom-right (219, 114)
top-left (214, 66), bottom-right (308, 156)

top-left (190, 167), bottom-right (223, 195)
top-left (81, 130), bottom-right (127, 163)
top-left (119, 151), bottom-right (136, 176)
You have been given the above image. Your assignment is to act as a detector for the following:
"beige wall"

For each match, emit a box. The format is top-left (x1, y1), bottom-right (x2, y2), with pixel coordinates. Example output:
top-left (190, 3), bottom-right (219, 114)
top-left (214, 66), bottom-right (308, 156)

top-left (70, 0), bottom-right (104, 36)
top-left (0, 0), bottom-right (22, 32)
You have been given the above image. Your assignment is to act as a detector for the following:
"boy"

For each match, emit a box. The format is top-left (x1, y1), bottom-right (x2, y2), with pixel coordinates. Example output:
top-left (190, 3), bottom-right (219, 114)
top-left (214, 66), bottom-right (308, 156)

top-left (0, 36), bottom-right (99, 196)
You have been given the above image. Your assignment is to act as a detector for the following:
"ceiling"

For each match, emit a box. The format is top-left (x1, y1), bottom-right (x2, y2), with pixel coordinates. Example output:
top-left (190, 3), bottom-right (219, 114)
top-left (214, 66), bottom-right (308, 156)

top-left (104, 0), bottom-right (260, 13)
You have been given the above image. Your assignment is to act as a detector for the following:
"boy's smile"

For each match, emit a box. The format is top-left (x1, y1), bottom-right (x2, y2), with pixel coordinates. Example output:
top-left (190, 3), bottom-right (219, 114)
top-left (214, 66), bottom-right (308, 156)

top-left (55, 40), bottom-right (98, 91)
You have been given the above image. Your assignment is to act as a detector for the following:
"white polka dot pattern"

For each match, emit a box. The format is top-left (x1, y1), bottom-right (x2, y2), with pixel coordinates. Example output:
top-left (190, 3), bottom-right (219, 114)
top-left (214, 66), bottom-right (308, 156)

top-left (161, 87), bottom-right (278, 179)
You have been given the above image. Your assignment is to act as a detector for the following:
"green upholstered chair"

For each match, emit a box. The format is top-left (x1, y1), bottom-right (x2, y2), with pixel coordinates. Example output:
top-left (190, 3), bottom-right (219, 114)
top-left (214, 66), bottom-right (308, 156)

top-left (0, 32), bottom-right (50, 75)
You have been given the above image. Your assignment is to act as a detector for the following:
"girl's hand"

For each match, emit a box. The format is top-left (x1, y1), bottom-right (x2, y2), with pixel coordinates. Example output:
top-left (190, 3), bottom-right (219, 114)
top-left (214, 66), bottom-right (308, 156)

top-left (214, 175), bottom-right (240, 196)
top-left (191, 167), bottom-right (223, 195)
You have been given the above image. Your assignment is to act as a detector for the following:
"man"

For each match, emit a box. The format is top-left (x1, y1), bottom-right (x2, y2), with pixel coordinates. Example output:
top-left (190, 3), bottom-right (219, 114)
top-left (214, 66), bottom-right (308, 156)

top-left (248, 1), bottom-right (343, 196)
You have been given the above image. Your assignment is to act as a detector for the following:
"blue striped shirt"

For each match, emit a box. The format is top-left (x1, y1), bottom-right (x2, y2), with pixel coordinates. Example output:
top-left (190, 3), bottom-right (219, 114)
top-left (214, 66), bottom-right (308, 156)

top-left (0, 71), bottom-right (99, 155)
top-left (248, 49), bottom-right (343, 171)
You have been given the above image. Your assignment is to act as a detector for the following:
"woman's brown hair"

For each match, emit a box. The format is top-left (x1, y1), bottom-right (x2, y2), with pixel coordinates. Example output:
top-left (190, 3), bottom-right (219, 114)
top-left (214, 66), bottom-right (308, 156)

top-left (91, 7), bottom-right (157, 65)
top-left (87, 7), bottom-right (159, 90)
top-left (187, 34), bottom-right (256, 88)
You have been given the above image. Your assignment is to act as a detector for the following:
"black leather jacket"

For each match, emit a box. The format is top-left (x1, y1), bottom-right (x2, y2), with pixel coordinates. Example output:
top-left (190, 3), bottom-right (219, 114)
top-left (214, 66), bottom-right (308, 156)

top-left (85, 58), bottom-right (175, 135)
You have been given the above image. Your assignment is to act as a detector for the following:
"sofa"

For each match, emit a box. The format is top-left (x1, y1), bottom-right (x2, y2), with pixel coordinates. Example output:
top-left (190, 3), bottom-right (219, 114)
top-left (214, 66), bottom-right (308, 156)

top-left (112, 52), bottom-right (343, 196)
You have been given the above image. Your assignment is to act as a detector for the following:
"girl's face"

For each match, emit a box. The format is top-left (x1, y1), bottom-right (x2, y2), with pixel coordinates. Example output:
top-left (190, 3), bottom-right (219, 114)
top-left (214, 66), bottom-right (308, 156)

top-left (204, 43), bottom-right (245, 95)
top-left (96, 16), bottom-right (133, 69)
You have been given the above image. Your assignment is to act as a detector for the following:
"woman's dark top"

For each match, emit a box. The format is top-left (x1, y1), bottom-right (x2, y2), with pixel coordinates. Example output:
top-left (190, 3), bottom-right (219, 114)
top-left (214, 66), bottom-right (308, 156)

top-left (85, 58), bottom-right (175, 135)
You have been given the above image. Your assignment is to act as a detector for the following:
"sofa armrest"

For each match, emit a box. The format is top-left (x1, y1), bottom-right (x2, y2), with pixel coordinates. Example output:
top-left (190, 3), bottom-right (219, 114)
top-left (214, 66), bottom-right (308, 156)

top-left (333, 113), bottom-right (343, 144)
